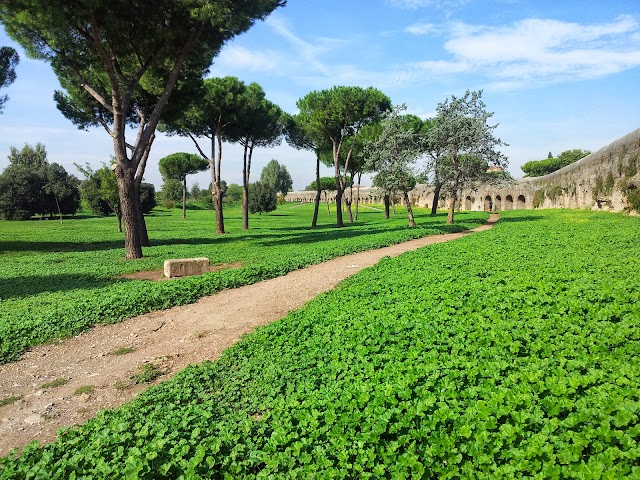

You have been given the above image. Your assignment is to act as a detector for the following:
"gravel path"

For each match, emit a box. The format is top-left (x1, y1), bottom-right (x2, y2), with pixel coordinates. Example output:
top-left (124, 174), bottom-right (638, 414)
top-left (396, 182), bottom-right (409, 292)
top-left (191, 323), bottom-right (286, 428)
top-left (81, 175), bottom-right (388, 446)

top-left (0, 214), bottom-right (499, 456)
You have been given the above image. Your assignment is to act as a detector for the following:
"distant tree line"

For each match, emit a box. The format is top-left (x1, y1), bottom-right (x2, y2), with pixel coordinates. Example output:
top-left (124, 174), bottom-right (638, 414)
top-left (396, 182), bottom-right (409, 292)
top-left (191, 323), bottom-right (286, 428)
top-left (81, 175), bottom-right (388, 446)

top-left (0, 143), bottom-right (80, 221)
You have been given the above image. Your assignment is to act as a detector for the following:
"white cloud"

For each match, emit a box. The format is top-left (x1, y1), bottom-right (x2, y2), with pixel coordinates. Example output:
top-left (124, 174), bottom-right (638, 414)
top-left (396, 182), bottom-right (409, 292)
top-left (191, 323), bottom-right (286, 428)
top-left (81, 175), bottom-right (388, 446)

top-left (407, 15), bottom-right (640, 90)
top-left (405, 22), bottom-right (439, 35)
top-left (214, 46), bottom-right (286, 73)
top-left (387, 0), bottom-right (469, 9)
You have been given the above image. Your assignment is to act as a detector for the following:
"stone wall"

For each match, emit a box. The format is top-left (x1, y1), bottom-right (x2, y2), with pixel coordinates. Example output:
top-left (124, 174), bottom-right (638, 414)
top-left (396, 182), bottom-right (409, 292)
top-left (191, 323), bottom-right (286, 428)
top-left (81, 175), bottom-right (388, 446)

top-left (287, 128), bottom-right (640, 214)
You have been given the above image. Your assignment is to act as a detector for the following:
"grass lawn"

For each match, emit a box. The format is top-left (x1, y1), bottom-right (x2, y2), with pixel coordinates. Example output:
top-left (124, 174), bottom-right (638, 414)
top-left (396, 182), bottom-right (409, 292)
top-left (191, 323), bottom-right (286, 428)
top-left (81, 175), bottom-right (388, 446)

top-left (2, 209), bottom-right (639, 477)
top-left (0, 202), bottom-right (487, 364)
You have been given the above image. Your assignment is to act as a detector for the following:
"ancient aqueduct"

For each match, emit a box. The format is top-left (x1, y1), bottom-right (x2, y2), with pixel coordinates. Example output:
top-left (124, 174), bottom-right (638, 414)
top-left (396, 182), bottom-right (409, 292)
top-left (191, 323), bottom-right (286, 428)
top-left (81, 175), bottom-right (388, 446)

top-left (287, 128), bottom-right (640, 215)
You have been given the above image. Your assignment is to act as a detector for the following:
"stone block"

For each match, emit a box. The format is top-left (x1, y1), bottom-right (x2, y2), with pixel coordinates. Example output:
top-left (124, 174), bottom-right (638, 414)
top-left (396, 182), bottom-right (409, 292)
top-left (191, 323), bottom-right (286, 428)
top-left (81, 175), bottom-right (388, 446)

top-left (163, 257), bottom-right (210, 278)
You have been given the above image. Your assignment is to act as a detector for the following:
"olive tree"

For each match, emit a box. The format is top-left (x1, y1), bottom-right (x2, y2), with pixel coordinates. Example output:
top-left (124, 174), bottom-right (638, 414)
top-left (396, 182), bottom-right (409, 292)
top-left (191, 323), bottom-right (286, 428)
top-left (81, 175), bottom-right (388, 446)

top-left (426, 90), bottom-right (507, 224)
top-left (365, 105), bottom-right (423, 227)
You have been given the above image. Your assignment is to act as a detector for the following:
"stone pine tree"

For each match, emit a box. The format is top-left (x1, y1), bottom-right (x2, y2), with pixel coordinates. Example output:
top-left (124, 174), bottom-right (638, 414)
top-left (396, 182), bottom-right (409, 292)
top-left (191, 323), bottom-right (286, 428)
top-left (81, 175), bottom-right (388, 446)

top-left (158, 152), bottom-right (208, 219)
top-left (0, 0), bottom-right (286, 258)
top-left (296, 86), bottom-right (391, 227)
top-left (426, 90), bottom-right (507, 224)
top-left (365, 105), bottom-right (422, 227)
top-left (225, 84), bottom-right (283, 230)
top-left (0, 46), bottom-right (19, 113)
top-left (283, 113), bottom-right (331, 228)
top-left (160, 76), bottom-right (249, 234)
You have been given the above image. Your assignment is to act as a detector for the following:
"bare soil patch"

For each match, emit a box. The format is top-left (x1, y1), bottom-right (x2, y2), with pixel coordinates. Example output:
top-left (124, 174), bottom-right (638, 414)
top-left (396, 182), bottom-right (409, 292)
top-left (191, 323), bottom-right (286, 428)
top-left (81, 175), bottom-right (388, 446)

top-left (115, 261), bottom-right (244, 281)
top-left (0, 215), bottom-right (498, 456)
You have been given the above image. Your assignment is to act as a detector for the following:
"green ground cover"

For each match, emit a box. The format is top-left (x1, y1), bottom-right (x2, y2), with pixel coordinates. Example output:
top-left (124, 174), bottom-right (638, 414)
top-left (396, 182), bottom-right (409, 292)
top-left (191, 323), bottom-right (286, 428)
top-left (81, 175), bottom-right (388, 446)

top-left (0, 203), bottom-right (487, 364)
top-left (2, 209), bottom-right (639, 477)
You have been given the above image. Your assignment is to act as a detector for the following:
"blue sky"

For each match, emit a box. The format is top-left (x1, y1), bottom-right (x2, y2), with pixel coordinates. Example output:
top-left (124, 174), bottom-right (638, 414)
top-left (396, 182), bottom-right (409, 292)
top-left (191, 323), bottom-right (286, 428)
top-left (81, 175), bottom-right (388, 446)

top-left (1, 0), bottom-right (639, 191)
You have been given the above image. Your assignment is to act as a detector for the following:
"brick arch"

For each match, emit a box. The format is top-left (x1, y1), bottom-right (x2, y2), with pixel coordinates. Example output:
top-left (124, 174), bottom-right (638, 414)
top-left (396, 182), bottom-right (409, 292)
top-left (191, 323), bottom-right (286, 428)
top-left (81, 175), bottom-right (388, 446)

top-left (505, 195), bottom-right (514, 210)
top-left (495, 195), bottom-right (502, 211)
top-left (517, 195), bottom-right (526, 209)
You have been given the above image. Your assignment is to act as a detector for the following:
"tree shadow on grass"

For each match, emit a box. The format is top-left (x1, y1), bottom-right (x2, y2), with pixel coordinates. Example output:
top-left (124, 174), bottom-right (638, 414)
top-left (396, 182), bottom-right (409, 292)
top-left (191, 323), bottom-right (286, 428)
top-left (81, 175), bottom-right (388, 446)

top-left (0, 273), bottom-right (130, 300)
top-left (496, 214), bottom-right (544, 223)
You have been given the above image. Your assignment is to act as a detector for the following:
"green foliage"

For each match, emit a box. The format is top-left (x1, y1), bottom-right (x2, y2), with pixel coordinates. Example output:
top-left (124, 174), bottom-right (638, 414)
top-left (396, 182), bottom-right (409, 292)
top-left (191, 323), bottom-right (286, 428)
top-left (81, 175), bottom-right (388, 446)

top-left (0, 46), bottom-right (19, 112)
top-left (159, 153), bottom-right (208, 183)
top-left (225, 183), bottom-right (244, 203)
top-left (76, 163), bottom-right (118, 216)
top-left (161, 179), bottom-right (183, 203)
top-left (248, 181), bottom-right (277, 214)
top-left (131, 363), bottom-right (164, 385)
top-left (40, 378), bottom-right (69, 389)
top-left (139, 183), bottom-right (156, 214)
top-left (533, 189), bottom-right (545, 208)
top-left (0, 143), bottom-right (80, 219)
top-left (366, 105), bottom-right (420, 196)
top-left (0, 395), bottom-right (21, 407)
top-left (426, 90), bottom-right (507, 223)
top-left (2, 210), bottom-right (639, 477)
top-left (112, 347), bottom-right (135, 356)
top-left (624, 157), bottom-right (638, 178)
top-left (522, 149), bottom-right (591, 177)
top-left (74, 385), bottom-right (94, 395)
top-left (305, 176), bottom-right (345, 191)
top-left (0, 204), bottom-right (486, 364)
top-left (546, 185), bottom-right (564, 202)
top-left (260, 160), bottom-right (292, 196)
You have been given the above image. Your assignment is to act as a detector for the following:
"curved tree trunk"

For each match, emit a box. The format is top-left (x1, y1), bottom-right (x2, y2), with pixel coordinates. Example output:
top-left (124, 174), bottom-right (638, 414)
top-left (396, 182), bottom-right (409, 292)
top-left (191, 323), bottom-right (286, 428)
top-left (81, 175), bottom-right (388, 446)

top-left (403, 190), bottom-right (416, 227)
top-left (431, 183), bottom-right (441, 216)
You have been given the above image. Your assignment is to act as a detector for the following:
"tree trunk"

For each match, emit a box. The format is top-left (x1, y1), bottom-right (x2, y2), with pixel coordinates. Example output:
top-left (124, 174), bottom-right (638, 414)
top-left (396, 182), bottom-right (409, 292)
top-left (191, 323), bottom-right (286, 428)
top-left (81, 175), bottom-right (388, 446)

top-left (242, 182), bottom-right (249, 230)
top-left (54, 194), bottom-right (63, 225)
top-left (241, 143), bottom-right (252, 230)
top-left (447, 156), bottom-right (460, 225)
top-left (133, 181), bottom-right (150, 247)
top-left (312, 152), bottom-right (321, 228)
top-left (392, 195), bottom-right (396, 215)
top-left (207, 132), bottom-right (225, 234)
top-left (403, 191), bottom-right (416, 227)
top-left (182, 176), bottom-right (187, 219)
top-left (335, 171), bottom-right (344, 227)
top-left (384, 194), bottom-right (390, 219)
top-left (431, 184), bottom-right (441, 216)
top-left (345, 197), bottom-right (353, 224)
top-left (115, 166), bottom-right (142, 259)
top-left (212, 183), bottom-right (224, 234)
top-left (355, 173), bottom-right (362, 221)
top-left (117, 211), bottom-right (122, 233)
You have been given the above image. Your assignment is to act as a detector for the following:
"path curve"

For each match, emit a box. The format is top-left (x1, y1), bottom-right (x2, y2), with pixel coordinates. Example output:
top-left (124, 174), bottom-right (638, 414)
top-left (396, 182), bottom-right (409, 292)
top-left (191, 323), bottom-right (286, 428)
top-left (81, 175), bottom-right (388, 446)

top-left (0, 214), bottom-right (499, 456)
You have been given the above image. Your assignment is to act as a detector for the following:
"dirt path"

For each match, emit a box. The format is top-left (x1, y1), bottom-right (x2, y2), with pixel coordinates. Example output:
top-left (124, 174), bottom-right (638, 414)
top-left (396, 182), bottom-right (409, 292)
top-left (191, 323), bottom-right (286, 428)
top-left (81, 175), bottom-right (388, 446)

top-left (0, 215), bottom-right (499, 456)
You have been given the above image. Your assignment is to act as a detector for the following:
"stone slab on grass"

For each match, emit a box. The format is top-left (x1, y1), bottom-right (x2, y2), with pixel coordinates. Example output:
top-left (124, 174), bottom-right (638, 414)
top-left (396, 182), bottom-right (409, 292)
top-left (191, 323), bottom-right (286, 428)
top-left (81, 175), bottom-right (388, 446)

top-left (163, 257), bottom-right (210, 278)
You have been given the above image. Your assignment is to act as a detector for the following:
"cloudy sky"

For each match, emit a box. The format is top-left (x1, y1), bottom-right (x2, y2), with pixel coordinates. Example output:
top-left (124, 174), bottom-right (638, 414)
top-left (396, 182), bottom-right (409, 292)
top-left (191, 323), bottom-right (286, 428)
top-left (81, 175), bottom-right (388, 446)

top-left (1, 0), bottom-right (639, 191)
